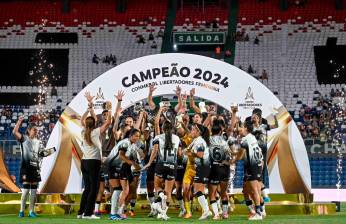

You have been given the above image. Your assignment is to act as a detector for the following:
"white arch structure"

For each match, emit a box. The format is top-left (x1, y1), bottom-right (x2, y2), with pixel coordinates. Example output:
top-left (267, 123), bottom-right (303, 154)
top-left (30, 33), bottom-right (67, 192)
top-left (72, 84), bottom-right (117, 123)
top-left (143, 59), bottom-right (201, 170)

top-left (40, 53), bottom-right (311, 194)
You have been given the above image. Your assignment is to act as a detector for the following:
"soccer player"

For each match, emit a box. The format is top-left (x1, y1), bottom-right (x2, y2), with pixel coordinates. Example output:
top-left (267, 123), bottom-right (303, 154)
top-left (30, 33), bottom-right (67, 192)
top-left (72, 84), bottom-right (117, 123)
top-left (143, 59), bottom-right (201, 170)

top-left (186, 123), bottom-right (212, 220)
top-left (245, 108), bottom-right (278, 204)
top-left (95, 91), bottom-right (124, 216)
top-left (13, 117), bottom-right (41, 218)
top-left (236, 121), bottom-right (264, 221)
top-left (142, 125), bottom-right (157, 217)
top-left (175, 122), bottom-right (191, 217)
top-left (105, 128), bottom-right (142, 220)
top-left (143, 117), bottom-right (182, 220)
top-left (208, 120), bottom-right (231, 220)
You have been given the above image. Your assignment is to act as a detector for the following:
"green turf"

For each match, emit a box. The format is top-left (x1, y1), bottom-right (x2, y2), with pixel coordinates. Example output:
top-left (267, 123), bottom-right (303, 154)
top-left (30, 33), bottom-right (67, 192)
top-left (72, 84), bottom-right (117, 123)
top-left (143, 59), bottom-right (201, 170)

top-left (1, 213), bottom-right (346, 224)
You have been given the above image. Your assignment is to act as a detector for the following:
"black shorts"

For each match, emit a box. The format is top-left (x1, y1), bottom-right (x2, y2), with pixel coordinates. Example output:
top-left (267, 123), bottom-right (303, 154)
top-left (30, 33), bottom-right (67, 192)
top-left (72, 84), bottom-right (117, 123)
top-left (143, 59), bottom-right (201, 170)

top-left (175, 165), bottom-right (186, 182)
top-left (194, 164), bottom-right (211, 184)
top-left (146, 163), bottom-right (156, 182)
top-left (209, 164), bottom-right (230, 185)
top-left (109, 164), bottom-right (131, 180)
top-left (20, 166), bottom-right (41, 183)
top-left (155, 162), bottom-right (176, 181)
top-left (99, 165), bottom-right (109, 182)
top-left (244, 164), bottom-right (263, 182)
top-left (132, 170), bottom-right (140, 177)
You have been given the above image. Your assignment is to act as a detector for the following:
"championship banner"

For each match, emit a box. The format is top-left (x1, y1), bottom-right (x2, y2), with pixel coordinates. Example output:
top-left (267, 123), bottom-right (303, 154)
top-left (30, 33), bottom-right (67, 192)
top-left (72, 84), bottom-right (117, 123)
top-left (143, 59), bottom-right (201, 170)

top-left (40, 53), bottom-right (311, 193)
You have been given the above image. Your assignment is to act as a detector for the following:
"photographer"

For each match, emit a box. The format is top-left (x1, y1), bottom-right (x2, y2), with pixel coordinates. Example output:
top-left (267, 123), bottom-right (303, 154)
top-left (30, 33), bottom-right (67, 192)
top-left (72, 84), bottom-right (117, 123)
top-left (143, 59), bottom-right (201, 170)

top-left (13, 116), bottom-right (41, 218)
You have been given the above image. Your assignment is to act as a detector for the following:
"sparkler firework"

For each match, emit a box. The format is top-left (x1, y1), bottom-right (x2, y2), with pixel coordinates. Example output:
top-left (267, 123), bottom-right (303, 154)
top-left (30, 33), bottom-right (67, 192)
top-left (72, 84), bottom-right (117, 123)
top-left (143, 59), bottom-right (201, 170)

top-left (331, 85), bottom-right (345, 199)
top-left (29, 19), bottom-right (60, 146)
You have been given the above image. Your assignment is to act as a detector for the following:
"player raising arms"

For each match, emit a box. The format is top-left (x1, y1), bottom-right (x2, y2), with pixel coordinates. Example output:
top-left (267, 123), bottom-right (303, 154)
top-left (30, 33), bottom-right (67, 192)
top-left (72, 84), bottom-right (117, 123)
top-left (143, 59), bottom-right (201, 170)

top-left (77, 91), bottom-right (112, 219)
top-left (94, 90), bottom-right (124, 216)
top-left (143, 106), bottom-right (182, 220)
top-left (13, 117), bottom-right (41, 218)
top-left (247, 108), bottom-right (278, 202)
top-left (173, 86), bottom-right (189, 217)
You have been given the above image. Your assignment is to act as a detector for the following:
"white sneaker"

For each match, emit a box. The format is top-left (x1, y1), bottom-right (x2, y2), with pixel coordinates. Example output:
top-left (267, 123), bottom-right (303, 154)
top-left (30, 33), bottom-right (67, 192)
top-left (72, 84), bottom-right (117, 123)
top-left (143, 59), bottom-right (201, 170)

top-left (161, 207), bottom-right (169, 220)
top-left (160, 213), bottom-right (170, 220)
top-left (248, 213), bottom-right (263, 221)
top-left (82, 215), bottom-right (101, 220)
top-left (157, 213), bottom-right (162, 219)
top-left (261, 211), bottom-right (267, 218)
top-left (162, 195), bottom-right (167, 210)
top-left (152, 202), bottom-right (163, 213)
top-left (148, 208), bottom-right (157, 217)
top-left (178, 210), bottom-right (186, 217)
top-left (199, 210), bottom-right (212, 220)
top-left (77, 214), bottom-right (83, 219)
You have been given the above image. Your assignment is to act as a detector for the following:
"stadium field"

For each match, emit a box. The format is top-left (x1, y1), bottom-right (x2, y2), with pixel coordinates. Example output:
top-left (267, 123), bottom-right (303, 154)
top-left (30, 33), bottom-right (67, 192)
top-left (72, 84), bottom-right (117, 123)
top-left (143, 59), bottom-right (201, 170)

top-left (1, 212), bottom-right (346, 224)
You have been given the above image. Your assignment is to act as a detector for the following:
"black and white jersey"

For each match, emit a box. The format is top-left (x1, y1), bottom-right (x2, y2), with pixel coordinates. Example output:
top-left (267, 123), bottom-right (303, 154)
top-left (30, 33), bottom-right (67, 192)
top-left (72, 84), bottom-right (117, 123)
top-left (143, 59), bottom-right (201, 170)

top-left (106, 138), bottom-right (142, 168)
top-left (240, 133), bottom-right (263, 167)
top-left (227, 135), bottom-right (239, 147)
top-left (19, 135), bottom-right (41, 169)
top-left (152, 134), bottom-right (180, 164)
top-left (245, 117), bottom-right (270, 148)
top-left (133, 140), bottom-right (145, 162)
top-left (188, 136), bottom-right (210, 167)
top-left (209, 135), bottom-right (230, 165)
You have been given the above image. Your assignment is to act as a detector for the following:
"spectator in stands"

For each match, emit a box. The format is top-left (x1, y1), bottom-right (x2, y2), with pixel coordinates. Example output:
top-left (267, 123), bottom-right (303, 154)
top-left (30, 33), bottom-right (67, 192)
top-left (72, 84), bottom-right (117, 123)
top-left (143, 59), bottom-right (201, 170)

top-left (247, 64), bottom-right (254, 74)
top-left (92, 54), bottom-right (100, 64)
top-left (49, 123), bottom-right (55, 132)
top-left (235, 31), bottom-right (242, 41)
top-left (109, 54), bottom-right (117, 66)
top-left (112, 55), bottom-right (117, 66)
top-left (245, 34), bottom-right (250, 41)
top-left (260, 70), bottom-right (268, 80)
top-left (51, 86), bottom-right (57, 97)
top-left (2, 106), bottom-right (12, 119)
top-left (82, 81), bottom-right (87, 89)
top-left (254, 36), bottom-right (259, 45)
top-left (205, 21), bottom-right (211, 29)
top-left (137, 34), bottom-right (146, 44)
top-left (149, 32), bottom-right (154, 41)
top-left (331, 88), bottom-right (335, 97)
top-left (103, 55), bottom-right (110, 65)
top-left (157, 29), bottom-right (164, 38)
top-left (238, 65), bottom-right (243, 70)
top-left (151, 40), bottom-right (158, 49)
top-left (212, 20), bottom-right (219, 31)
